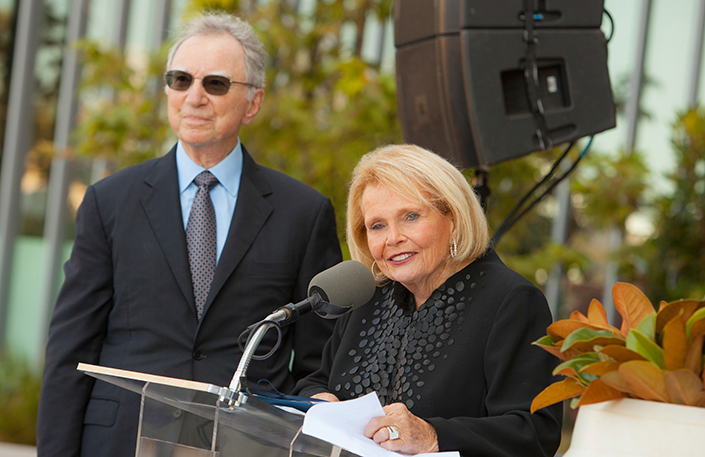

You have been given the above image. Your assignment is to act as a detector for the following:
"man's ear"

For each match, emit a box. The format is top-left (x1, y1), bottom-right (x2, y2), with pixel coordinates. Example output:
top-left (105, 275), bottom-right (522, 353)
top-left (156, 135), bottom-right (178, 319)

top-left (242, 89), bottom-right (265, 125)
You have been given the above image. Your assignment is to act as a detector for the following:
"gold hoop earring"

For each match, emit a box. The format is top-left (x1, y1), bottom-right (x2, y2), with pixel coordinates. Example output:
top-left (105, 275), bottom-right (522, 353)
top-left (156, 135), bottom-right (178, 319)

top-left (371, 261), bottom-right (386, 281)
top-left (450, 239), bottom-right (458, 258)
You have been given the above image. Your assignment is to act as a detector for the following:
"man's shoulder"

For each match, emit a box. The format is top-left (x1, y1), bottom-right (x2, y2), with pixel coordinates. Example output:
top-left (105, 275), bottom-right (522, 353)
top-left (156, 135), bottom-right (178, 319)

top-left (94, 153), bottom-right (172, 190)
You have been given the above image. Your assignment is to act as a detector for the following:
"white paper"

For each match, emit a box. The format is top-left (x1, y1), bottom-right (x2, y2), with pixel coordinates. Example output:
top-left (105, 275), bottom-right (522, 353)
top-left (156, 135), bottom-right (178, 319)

top-left (274, 404), bottom-right (306, 416)
top-left (301, 392), bottom-right (460, 457)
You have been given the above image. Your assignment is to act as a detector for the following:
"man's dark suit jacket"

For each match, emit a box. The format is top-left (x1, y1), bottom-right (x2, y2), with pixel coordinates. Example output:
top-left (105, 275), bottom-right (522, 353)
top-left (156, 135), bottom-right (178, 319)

top-left (36, 145), bottom-right (343, 457)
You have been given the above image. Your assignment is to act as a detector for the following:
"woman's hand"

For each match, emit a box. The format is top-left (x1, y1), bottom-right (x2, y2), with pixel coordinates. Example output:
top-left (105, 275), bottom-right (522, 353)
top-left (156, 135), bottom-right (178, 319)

top-left (363, 402), bottom-right (439, 454)
top-left (311, 392), bottom-right (339, 402)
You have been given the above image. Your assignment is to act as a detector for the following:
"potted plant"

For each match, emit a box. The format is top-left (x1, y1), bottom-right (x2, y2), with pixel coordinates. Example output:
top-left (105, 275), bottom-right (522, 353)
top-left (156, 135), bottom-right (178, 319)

top-left (531, 282), bottom-right (705, 457)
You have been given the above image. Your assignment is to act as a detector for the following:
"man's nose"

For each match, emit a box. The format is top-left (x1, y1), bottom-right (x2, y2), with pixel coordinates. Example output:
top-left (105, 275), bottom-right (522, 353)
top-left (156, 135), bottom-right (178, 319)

top-left (185, 80), bottom-right (208, 104)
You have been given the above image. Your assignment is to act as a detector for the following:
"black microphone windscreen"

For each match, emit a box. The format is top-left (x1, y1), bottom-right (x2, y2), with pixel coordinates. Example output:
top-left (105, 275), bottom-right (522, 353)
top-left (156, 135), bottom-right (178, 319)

top-left (308, 260), bottom-right (376, 318)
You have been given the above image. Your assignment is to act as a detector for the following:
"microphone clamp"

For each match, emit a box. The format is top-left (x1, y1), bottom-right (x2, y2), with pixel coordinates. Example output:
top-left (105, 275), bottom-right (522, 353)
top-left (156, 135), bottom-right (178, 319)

top-left (273, 293), bottom-right (323, 326)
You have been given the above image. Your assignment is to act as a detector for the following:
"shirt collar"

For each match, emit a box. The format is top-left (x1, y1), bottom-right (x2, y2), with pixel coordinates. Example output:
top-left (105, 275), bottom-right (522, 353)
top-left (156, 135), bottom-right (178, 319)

top-left (176, 140), bottom-right (243, 196)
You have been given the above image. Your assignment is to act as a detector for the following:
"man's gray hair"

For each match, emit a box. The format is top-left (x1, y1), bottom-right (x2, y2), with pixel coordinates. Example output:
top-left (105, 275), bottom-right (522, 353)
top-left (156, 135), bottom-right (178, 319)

top-left (166, 12), bottom-right (266, 98)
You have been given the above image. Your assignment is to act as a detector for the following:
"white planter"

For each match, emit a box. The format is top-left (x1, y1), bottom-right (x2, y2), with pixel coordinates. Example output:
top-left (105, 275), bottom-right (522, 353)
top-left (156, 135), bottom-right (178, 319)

top-left (563, 398), bottom-right (705, 457)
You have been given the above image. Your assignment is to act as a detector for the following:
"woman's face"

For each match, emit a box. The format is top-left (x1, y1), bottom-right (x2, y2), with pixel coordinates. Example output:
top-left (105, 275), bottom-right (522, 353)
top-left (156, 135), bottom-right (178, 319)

top-left (361, 184), bottom-right (454, 304)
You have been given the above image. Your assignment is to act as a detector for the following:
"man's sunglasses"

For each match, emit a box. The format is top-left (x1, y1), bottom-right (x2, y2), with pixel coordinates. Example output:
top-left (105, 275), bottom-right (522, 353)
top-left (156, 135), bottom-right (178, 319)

top-left (164, 70), bottom-right (256, 95)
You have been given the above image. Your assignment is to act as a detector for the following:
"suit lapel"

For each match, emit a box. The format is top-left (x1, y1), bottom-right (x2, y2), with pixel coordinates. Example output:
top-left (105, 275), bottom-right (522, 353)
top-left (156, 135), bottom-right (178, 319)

top-left (139, 146), bottom-right (195, 311)
top-left (201, 148), bottom-right (272, 318)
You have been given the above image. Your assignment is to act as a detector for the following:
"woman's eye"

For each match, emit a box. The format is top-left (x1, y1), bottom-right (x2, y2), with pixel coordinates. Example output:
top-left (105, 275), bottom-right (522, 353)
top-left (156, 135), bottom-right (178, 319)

top-left (368, 223), bottom-right (383, 231)
top-left (406, 212), bottom-right (420, 221)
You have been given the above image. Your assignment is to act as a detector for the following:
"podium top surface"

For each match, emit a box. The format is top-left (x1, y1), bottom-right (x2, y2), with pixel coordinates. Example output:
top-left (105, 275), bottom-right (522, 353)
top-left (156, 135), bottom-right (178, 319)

top-left (77, 363), bottom-right (229, 397)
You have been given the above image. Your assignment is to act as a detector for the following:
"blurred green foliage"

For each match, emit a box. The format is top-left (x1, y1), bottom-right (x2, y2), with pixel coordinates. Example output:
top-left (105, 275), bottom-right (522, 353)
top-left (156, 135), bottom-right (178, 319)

top-left (639, 108), bottom-right (705, 301)
top-left (568, 147), bottom-right (651, 297)
top-left (69, 2), bottom-right (705, 305)
top-left (572, 149), bottom-right (650, 232)
top-left (71, 0), bottom-right (582, 276)
top-left (73, 40), bottom-right (173, 170)
top-left (0, 352), bottom-right (41, 445)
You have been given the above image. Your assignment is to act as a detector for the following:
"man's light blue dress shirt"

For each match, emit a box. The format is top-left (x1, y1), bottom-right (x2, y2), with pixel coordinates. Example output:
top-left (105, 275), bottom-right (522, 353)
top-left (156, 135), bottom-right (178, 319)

top-left (176, 140), bottom-right (243, 265)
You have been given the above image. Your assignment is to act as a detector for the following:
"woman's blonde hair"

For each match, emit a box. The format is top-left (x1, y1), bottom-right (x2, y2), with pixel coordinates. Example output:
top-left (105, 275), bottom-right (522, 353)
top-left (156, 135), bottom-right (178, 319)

top-left (346, 144), bottom-right (490, 276)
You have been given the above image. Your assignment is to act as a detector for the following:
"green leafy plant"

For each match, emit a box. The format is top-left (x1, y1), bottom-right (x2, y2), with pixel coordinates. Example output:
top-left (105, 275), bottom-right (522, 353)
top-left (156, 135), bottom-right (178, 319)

top-left (73, 39), bottom-right (172, 170)
top-left (0, 352), bottom-right (41, 445)
top-left (531, 282), bottom-right (705, 412)
top-left (641, 108), bottom-right (705, 302)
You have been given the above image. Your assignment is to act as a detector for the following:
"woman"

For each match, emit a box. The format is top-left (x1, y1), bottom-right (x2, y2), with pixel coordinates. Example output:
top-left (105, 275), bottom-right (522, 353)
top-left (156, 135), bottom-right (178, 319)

top-left (294, 145), bottom-right (562, 457)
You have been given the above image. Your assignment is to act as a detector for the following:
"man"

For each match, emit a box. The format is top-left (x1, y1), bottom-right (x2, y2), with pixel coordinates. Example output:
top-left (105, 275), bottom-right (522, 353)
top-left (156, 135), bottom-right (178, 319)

top-left (36, 13), bottom-right (342, 457)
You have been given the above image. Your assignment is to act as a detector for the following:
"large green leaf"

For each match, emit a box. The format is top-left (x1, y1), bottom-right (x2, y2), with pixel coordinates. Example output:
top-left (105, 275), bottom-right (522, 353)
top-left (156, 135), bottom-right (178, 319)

top-left (553, 353), bottom-right (600, 384)
top-left (636, 312), bottom-right (656, 341)
top-left (561, 328), bottom-right (624, 354)
top-left (532, 335), bottom-right (569, 361)
top-left (626, 329), bottom-right (666, 369)
top-left (532, 335), bottom-right (558, 346)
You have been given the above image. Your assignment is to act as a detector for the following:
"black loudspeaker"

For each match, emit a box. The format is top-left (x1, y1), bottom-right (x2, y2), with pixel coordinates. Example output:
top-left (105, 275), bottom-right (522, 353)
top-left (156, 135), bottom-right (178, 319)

top-left (394, 0), bottom-right (616, 169)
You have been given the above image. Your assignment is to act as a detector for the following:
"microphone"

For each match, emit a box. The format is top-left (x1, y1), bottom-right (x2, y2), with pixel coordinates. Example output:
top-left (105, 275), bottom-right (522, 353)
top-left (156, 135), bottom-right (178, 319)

top-left (269, 260), bottom-right (376, 326)
top-left (309, 260), bottom-right (376, 319)
top-left (227, 260), bottom-right (376, 398)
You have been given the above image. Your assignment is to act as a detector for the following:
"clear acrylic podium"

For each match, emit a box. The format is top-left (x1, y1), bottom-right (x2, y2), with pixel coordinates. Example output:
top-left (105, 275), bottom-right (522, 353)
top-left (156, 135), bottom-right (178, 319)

top-left (78, 363), bottom-right (356, 457)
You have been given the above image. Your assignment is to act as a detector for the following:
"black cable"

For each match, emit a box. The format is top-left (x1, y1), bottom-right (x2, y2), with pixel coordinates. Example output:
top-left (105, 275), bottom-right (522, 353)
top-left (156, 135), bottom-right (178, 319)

top-left (494, 138), bottom-right (593, 243)
top-left (521, 0), bottom-right (553, 151)
top-left (603, 8), bottom-right (615, 43)
top-left (492, 137), bottom-right (593, 245)
top-left (493, 141), bottom-right (575, 241)
top-left (237, 319), bottom-right (283, 361)
top-left (494, 145), bottom-right (587, 242)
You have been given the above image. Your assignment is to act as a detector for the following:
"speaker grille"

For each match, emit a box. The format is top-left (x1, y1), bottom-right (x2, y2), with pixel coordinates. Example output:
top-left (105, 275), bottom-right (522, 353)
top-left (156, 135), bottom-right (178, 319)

top-left (394, 0), bottom-right (615, 169)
